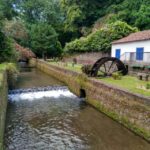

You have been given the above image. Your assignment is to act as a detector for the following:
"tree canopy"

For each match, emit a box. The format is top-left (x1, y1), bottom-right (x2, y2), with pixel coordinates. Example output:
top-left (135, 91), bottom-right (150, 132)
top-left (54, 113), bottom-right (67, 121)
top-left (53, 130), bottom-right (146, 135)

top-left (0, 0), bottom-right (149, 60)
top-left (30, 23), bottom-right (62, 57)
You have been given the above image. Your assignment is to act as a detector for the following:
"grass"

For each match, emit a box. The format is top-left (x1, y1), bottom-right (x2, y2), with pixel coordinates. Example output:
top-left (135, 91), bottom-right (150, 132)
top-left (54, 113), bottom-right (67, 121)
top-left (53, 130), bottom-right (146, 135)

top-left (0, 64), bottom-right (7, 86)
top-left (100, 76), bottom-right (150, 97)
top-left (49, 61), bottom-right (82, 72)
top-left (49, 61), bottom-right (150, 97)
top-left (0, 64), bottom-right (7, 71)
top-left (0, 62), bottom-right (17, 82)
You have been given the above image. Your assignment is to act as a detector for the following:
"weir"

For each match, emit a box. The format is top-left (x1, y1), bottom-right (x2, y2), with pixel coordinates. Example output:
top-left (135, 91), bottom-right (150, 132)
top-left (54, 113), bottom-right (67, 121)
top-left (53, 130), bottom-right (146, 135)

top-left (9, 86), bottom-right (68, 94)
top-left (8, 86), bottom-right (76, 101)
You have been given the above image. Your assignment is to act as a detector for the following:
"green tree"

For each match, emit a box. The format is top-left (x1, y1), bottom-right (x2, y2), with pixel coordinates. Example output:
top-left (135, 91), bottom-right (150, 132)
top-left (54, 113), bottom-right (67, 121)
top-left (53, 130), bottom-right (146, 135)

top-left (15, 0), bottom-right (65, 46)
top-left (60, 0), bottom-right (102, 39)
top-left (0, 29), bottom-right (18, 62)
top-left (13, 0), bottom-right (63, 25)
top-left (106, 0), bottom-right (150, 30)
top-left (0, 0), bottom-right (18, 20)
top-left (0, 0), bottom-right (149, 55)
top-left (135, 5), bottom-right (150, 30)
top-left (30, 23), bottom-right (62, 57)
top-left (4, 19), bottom-right (29, 46)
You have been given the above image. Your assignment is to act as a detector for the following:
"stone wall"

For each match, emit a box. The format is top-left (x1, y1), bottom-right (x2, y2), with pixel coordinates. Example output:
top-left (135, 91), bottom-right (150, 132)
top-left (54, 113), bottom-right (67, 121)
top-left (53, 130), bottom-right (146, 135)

top-left (31, 59), bottom-right (150, 141)
top-left (63, 52), bottom-right (110, 64)
top-left (0, 71), bottom-right (8, 150)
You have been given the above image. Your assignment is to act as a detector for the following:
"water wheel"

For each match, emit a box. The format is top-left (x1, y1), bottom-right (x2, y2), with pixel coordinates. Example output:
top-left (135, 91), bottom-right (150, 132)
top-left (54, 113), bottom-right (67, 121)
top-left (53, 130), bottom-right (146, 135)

top-left (90, 57), bottom-right (128, 77)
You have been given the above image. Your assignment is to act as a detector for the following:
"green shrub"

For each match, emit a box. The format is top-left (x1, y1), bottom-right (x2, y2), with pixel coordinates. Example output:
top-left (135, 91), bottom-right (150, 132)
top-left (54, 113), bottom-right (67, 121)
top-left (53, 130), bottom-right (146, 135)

top-left (112, 71), bottom-right (122, 80)
top-left (0, 30), bottom-right (18, 63)
top-left (64, 21), bottom-right (138, 53)
top-left (0, 73), bottom-right (3, 87)
top-left (30, 23), bottom-right (62, 58)
top-left (6, 63), bottom-right (19, 89)
top-left (146, 83), bottom-right (150, 90)
top-left (81, 64), bottom-right (92, 75)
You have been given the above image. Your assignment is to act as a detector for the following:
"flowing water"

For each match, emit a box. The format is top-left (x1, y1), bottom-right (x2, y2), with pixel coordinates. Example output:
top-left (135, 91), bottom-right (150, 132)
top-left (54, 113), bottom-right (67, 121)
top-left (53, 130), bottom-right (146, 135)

top-left (5, 68), bottom-right (150, 150)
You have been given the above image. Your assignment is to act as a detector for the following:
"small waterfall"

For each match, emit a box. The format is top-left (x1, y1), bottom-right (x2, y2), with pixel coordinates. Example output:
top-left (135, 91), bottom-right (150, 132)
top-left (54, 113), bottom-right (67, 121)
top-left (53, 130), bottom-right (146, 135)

top-left (9, 86), bottom-right (77, 101)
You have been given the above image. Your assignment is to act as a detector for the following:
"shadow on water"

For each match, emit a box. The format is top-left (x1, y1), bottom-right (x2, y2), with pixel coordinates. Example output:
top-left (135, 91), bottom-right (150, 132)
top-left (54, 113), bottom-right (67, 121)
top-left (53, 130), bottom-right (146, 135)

top-left (4, 68), bottom-right (150, 150)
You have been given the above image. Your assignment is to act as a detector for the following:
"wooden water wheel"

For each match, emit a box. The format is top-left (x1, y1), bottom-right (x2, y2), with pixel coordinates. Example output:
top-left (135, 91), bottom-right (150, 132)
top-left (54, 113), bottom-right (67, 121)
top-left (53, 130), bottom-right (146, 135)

top-left (90, 57), bottom-right (128, 77)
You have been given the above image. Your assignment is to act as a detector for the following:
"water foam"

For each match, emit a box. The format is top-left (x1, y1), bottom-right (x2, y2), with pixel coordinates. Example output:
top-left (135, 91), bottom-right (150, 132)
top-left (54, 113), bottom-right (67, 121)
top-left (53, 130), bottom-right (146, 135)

top-left (9, 87), bottom-right (77, 101)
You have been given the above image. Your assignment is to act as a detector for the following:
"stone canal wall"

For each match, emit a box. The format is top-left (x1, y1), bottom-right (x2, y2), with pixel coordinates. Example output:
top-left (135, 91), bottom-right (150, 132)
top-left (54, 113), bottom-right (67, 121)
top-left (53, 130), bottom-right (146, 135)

top-left (31, 59), bottom-right (150, 141)
top-left (0, 71), bottom-right (8, 150)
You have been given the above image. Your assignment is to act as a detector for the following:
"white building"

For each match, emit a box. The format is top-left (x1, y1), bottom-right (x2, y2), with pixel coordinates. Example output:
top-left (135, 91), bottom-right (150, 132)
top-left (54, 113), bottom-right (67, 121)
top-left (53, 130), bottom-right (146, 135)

top-left (111, 30), bottom-right (150, 63)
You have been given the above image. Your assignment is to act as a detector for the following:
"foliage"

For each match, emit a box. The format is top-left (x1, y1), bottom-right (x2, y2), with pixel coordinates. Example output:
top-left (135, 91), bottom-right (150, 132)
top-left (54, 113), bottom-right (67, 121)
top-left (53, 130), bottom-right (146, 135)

top-left (0, 0), bottom-right (64, 57)
top-left (0, 0), bottom-right (149, 59)
top-left (0, 63), bottom-right (18, 89)
top-left (0, 0), bottom-right (18, 20)
top-left (60, 0), bottom-right (113, 31)
top-left (106, 0), bottom-right (150, 30)
top-left (64, 21), bottom-right (138, 53)
top-left (30, 23), bottom-right (62, 57)
top-left (60, 0), bottom-right (150, 39)
top-left (80, 27), bottom-right (92, 37)
top-left (0, 29), bottom-right (18, 63)
top-left (60, 0), bottom-right (102, 41)
top-left (135, 4), bottom-right (150, 30)
top-left (146, 83), bottom-right (150, 90)
top-left (17, 0), bottom-right (62, 25)
top-left (6, 63), bottom-right (18, 89)
top-left (81, 64), bottom-right (92, 75)
top-left (15, 43), bottom-right (35, 60)
top-left (6, 63), bottom-right (18, 74)
top-left (112, 72), bottom-right (122, 80)
top-left (4, 19), bottom-right (29, 46)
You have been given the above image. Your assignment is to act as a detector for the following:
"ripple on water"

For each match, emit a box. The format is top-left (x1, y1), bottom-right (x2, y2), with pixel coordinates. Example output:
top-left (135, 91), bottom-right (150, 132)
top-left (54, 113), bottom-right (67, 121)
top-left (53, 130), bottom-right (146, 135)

top-left (5, 88), bottom-right (150, 150)
top-left (5, 92), bottom-right (89, 150)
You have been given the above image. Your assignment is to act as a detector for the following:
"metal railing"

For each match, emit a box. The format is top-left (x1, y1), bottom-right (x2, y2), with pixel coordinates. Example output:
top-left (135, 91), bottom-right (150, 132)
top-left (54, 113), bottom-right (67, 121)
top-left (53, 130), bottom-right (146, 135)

top-left (120, 52), bottom-right (150, 63)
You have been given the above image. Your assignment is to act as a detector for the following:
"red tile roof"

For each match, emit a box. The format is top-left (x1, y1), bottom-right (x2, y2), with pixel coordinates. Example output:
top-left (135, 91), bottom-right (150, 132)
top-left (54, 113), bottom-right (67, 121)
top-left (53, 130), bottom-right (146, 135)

top-left (112, 30), bottom-right (150, 44)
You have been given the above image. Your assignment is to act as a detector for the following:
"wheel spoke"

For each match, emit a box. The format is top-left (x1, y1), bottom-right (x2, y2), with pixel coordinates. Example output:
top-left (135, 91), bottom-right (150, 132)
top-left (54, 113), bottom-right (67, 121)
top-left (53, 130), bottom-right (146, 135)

top-left (99, 69), bottom-right (106, 74)
top-left (108, 61), bottom-right (115, 73)
top-left (103, 63), bottom-right (107, 73)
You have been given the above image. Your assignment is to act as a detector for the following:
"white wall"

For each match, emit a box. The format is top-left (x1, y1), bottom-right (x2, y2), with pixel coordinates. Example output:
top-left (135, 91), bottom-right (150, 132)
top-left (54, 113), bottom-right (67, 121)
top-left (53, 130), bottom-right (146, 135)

top-left (111, 40), bottom-right (150, 62)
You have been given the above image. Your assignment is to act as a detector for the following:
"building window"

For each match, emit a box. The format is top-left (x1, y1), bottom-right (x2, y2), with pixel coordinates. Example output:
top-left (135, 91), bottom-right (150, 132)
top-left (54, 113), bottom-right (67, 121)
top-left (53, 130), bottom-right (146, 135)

top-left (136, 48), bottom-right (144, 61)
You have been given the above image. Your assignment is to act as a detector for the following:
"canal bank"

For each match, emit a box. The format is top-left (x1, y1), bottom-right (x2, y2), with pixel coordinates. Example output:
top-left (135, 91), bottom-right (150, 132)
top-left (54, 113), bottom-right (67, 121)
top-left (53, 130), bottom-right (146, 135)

top-left (0, 71), bottom-right (8, 150)
top-left (31, 59), bottom-right (150, 141)
top-left (0, 63), bottom-right (19, 150)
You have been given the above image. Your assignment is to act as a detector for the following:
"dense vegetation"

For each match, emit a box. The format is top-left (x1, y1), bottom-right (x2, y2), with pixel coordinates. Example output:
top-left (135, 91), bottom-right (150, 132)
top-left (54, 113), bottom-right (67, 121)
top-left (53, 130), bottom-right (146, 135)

top-left (64, 21), bottom-right (138, 53)
top-left (0, 0), bottom-right (149, 60)
top-left (0, 28), bottom-right (17, 62)
top-left (29, 23), bottom-right (62, 57)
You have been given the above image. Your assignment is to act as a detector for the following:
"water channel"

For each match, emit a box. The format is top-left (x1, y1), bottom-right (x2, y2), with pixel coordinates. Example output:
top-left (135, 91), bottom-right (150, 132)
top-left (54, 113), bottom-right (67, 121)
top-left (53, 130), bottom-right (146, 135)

top-left (4, 68), bottom-right (150, 150)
